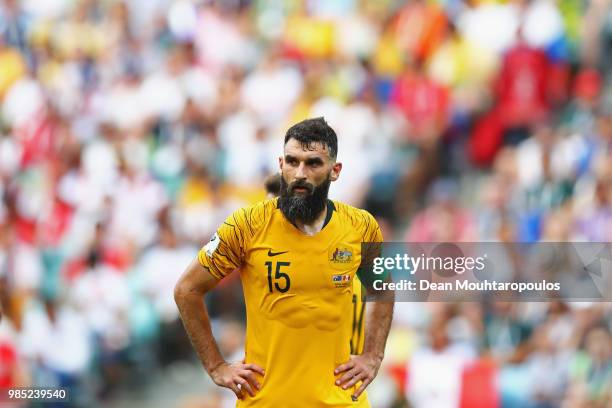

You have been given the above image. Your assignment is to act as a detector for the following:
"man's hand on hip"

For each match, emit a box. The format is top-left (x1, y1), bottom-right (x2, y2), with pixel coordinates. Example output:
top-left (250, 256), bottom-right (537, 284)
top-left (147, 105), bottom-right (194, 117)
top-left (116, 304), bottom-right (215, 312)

top-left (334, 352), bottom-right (383, 399)
top-left (210, 362), bottom-right (265, 399)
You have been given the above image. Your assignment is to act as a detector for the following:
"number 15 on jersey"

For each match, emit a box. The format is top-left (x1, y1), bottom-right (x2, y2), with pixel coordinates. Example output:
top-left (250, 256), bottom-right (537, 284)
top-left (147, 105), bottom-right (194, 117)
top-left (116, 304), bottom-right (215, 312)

top-left (265, 261), bottom-right (291, 293)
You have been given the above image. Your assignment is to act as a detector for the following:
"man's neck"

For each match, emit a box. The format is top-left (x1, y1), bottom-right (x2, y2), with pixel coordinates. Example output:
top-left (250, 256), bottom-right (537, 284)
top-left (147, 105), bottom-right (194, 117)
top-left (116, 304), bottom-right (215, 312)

top-left (294, 205), bottom-right (328, 236)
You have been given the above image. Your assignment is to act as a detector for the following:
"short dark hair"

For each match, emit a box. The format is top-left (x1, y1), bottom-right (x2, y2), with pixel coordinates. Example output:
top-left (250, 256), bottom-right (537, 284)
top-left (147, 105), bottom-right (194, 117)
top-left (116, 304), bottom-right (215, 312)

top-left (263, 173), bottom-right (281, 196)
top-left (284, 117), bottom-right (338, 160)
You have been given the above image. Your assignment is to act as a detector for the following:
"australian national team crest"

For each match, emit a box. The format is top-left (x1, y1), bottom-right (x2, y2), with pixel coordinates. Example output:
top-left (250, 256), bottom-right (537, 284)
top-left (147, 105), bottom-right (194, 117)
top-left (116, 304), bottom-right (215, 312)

top-left (329, 247), bottom-right (353, 264)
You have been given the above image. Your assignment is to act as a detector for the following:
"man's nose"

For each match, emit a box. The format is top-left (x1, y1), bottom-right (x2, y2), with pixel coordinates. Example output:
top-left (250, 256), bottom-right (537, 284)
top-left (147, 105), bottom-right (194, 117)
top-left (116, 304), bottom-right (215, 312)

top-left (294, 162), bottom-right (307, 180)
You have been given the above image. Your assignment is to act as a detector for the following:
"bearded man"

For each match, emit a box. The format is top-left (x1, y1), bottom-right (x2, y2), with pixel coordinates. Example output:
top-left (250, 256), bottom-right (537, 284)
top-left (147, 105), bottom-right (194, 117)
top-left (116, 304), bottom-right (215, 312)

top-left (174, 117), bottom-right (394, 407)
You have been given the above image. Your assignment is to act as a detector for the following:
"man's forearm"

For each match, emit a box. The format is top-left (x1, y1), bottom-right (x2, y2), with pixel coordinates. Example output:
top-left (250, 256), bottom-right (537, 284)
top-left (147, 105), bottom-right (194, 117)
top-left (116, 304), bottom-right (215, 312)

top-left (363, 300), bottom-right (394, 361)
top-left (175, 291), bottom-right (225, 374)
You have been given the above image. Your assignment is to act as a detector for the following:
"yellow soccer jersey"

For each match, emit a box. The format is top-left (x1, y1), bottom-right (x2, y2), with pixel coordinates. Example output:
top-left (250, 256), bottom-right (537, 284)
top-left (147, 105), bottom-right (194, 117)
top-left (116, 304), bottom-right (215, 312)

top-left (198, 198), bottom-right (383, 408)
top-left (350, 278), bottom-right (366, 355)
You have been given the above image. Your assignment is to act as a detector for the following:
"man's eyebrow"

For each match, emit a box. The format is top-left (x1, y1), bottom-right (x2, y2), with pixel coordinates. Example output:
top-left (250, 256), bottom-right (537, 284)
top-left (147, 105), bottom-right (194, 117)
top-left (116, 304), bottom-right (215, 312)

top-left (306, 157), bottom-right (324, 164)
top-left (284, 153), bottom-right (326, 162)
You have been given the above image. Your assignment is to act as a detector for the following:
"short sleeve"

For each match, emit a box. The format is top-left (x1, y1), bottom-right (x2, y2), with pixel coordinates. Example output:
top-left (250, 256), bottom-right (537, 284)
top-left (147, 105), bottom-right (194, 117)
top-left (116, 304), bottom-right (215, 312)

top-left (358, 211), bottom-right (386, 290)
top-left (197, 208), bottom-right (249, 280)
top-left (362, 211), bottom-right (383, 243)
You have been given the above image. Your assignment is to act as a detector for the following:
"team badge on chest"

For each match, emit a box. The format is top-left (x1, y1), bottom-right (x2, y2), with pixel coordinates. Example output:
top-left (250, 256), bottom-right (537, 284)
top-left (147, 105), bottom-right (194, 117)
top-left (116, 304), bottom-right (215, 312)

top-left (329, 247), bottom-right (353, 263)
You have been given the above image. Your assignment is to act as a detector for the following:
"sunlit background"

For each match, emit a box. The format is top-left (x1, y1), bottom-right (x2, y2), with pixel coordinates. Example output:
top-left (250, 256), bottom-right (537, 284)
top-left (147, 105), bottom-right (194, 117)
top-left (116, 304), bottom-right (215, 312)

top-left (0, 0), bottom-right (611, 407)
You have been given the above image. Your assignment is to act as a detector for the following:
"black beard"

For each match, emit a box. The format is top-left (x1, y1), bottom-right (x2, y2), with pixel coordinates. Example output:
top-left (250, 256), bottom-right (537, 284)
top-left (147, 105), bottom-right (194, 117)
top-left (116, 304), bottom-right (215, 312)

top-left (278, 175), bottom-right (331, 225)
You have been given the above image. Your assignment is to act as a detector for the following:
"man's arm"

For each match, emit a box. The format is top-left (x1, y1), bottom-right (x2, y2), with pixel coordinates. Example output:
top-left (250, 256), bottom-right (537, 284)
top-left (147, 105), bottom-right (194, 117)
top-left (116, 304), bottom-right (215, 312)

top-left (335, 277), bottom-right (394, 399)
top-left (363, 299), bottom-right (394, 361)
top-left (174, 258), bottom-right (264, 399)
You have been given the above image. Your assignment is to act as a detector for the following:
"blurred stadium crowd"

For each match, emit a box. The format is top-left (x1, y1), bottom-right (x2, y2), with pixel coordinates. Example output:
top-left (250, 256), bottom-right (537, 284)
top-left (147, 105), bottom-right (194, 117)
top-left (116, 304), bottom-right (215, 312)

top-left (0, 0), bottom-right (611, 407)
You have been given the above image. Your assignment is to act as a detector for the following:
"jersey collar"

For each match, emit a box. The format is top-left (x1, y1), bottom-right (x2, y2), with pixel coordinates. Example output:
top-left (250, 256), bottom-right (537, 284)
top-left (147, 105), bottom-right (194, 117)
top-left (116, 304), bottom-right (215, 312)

top-left (322, 199), bottom-right (335, 229)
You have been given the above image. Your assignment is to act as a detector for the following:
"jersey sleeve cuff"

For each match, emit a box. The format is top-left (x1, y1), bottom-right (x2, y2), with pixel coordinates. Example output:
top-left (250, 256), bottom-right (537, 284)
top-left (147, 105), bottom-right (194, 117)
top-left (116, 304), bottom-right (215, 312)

top-left (197, 249), bottom-right (225, 280)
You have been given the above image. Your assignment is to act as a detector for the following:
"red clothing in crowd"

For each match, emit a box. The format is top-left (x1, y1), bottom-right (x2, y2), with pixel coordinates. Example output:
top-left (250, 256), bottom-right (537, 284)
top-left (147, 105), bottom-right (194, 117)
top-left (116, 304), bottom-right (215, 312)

top-left (495, 43), bottom-right (550, 127)
top-left (391, 71), bottom-right (450, 139)
top-left (0, 342), bottom-right (17, 387)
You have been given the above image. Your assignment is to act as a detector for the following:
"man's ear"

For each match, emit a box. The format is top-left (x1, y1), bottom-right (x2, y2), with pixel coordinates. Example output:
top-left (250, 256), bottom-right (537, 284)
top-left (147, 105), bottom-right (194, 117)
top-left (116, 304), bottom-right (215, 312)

top-left (330, 162), bottom-right (342, 181)
top-left (278, 156), bottom-right (283, 171)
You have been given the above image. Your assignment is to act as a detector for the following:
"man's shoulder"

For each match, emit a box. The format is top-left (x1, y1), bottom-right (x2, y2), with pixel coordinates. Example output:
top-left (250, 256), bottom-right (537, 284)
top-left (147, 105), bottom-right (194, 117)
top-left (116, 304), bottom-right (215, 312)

top-left (331, 201), bottom-right (378, 230)
top-left (229, 198), bottom-right (278, 231)
top-left (241, 197), bottom-right (278, 215)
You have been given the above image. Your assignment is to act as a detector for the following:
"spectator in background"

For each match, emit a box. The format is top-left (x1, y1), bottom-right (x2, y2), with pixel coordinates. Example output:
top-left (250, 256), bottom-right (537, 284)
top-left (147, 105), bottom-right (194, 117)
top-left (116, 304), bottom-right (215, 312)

top-left (526, 324), bottom-right (571, 408)
top-left (394, 0), bottom-right (448, 64)
top-left (494, 28), bottom-right (551, 145)
top-left (567, 325), bottom-right (611, 407)
top-left (391, 58), bottom-right (450, 142)
top-left (263, 173), bottom-right (281, 198)
top-left (406, 316), bottom-right (477, 408)
top-left (0, 266), bottom-right (29, 389)
top-left (19, 298), bottom-right (91, 398)
top-left (108, 154), bottom-right (168, 251)
top-left (576, 170), bottom-right (612, 242)
top-left (427, 21), bottom-right (498, 116)
top-left (176, 164), bottom-right (219, 243)
top-left (475, 174), bottom-right (519, 242)
top-left (135, 220), bottom-right (196, 365)
top-left (70, 249), bottom-right (130, 396)
top-left (0, 35), bottom-right (26, 100)
top-left (405, 178), bottom-right (475, 242)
